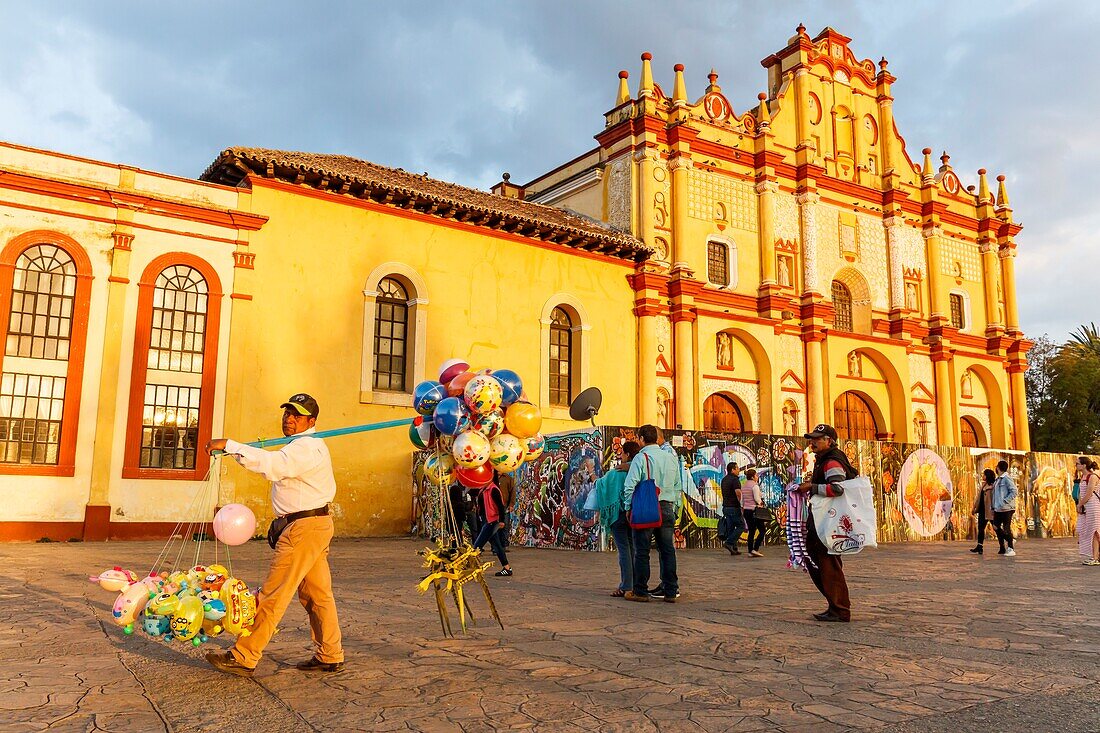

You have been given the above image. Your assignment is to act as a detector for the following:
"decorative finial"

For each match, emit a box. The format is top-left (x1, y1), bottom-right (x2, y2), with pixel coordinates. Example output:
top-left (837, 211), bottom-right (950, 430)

top-left (708, 68), bottom-right (718, 83)
top-left (757, 92), bottom-right (770, 127)
top-left (996, 174), bottom-right (1010, 208)
top-left (921, 148), bottom-right (933, 179)
top-left (640, 52), bottom-right (654, 95)
top-left (672, 63), bottom-right (687, 103)
top-left (879, 56), bottom-right (888, 70)
top-left (977, 169), bottom-right (990, 203)
top-left (616, 70), bottom-right (631, 105)
top-left (940, 151), bottom-right (950, 167)
top-left (705, 68), bottom-right (720, 93)
top-left (797, 22), bottom-right (807, 35)
top-left (502, 172), bottom-right (510, 182)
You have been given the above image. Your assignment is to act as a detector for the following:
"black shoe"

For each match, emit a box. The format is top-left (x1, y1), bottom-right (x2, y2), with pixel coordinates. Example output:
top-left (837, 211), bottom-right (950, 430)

top-left (495, 568), bottom-right (513, 577)
top-left (663, 591), bottom-right (681, 603)
top-left (997, 547), bottom-right (1006, 555)
top-left (206, 651), bottom-right (255, 678)
top-left (648, 587), bottom-right (665, 599)
top-left (813, 611), bottom-right (848, 623)
top-left (295, 657), bottom-right (345, 673)
top-left (970, 545), bottom-right (983, 554)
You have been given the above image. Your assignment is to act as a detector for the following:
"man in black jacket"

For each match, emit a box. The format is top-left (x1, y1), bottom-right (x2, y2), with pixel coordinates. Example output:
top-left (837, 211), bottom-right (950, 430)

top-left (719, 463), bottom-right (744, 555)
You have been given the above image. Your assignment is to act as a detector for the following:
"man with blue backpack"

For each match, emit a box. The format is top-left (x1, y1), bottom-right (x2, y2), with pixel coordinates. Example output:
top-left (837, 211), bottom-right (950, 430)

top-left (622, 424), bottom-right (684, 603)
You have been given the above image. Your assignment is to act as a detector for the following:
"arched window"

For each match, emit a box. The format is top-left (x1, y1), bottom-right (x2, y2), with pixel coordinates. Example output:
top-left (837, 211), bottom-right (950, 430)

top-left (549, 307), bottom-right (573, 406)
top-left (913, 410), bottom-right (929, 444)
top-left (373, 277), bottom-right (409, 392)
top-left (703, 393), bottom-right (744, 433)
top-left (0, 233), bottom-right (92, 474)
top-left (833, 391), bottom-right (878, 441)
top-left (832, 280), bottom-right (853, 332)
top-left (707, 241), bottom-right (729, 286)
top-left (961, 416), bottom-right (983, 448)
top-left (124, 255), bottom-right (221, 480)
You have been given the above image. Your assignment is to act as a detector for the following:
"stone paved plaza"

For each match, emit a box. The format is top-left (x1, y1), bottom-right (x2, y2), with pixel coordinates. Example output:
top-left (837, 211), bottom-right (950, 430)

top-left (2, 537), bottom-right (1099, 732)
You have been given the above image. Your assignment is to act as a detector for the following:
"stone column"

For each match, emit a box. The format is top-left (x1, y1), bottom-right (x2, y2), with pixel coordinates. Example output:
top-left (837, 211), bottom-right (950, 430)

top-left (793, 68), bottom-right (810, 147)
top-left (756, 180), bottom-right (777, 285)
top-left (804, 335), bottom-right (826, 428)
top-left (1008, 363), bottom-right (1030, 450)
top-left (669, 153), bottom-right (691, 270)
top-left (999, 244), bottom-right (1021, 334)
top-left (979, 239), bottom-right (1002, 331)
top-left (797, 192), bottom-right (820, 294)
top-left (923, 225), bottom-right (947, 323)
top-left (635, 149), bottom-right (656, 246)
top-left (932, 352), bottom-right (955, 446)
top-left (884, 216), bottom-right (904, 312)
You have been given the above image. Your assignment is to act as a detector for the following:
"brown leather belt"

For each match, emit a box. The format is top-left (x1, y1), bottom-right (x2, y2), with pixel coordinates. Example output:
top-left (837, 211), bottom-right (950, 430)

top-left (281, 505), bottom-right (329, 522)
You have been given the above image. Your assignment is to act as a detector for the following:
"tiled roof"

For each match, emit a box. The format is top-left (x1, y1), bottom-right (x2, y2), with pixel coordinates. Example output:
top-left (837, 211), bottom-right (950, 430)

top-left (201, 147), bottom-right (650, 262)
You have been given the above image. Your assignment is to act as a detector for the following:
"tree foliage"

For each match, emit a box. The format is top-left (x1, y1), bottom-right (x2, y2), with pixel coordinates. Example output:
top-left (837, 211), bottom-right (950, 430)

top-left (1028, 328), bottom-right (1100, 453)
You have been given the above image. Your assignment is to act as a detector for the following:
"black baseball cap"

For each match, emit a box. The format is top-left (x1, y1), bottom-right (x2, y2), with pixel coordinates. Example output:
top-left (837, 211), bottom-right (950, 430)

top-left (280, 393), bottom-right (319, 418)
top-left (804, 423), bottom-right (838, 440)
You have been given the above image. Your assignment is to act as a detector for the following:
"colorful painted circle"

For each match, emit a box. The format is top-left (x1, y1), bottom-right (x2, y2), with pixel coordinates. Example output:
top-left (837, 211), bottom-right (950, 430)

top-left (897, 448), bottom-right (954, 537)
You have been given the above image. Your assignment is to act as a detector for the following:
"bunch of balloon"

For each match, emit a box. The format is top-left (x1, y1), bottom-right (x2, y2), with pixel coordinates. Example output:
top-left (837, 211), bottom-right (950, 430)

top-left (411, 358), bottom-right (546, 542)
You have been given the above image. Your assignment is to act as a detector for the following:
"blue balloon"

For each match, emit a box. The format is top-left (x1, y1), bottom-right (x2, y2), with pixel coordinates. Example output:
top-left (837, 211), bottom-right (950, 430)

top-left (492, 369), bottom-right (523, 407)
top-left (433, 397), bottom-right (471, 436)
top-left (413, 380), bottom-right (447, 416)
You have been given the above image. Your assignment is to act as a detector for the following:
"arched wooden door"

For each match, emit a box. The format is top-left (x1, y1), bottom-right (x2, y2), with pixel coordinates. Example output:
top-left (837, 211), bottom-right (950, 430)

top-left (960, 416), bottom-right (983, 448)
top-left (833, 391), bottom-right (878, 441)
top-left (703, 393), bottom-right (744, 433)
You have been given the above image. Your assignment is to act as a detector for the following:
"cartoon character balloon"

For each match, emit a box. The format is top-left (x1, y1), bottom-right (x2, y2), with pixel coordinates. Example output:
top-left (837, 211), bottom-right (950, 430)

top-left (170, 595), bottom-right (204, 641)
top-left (112, 583), bottom-right (150, 629)
top-left (141, 609), bottom-right (171, 638)
top-left (221, 577), bottom-right (257, 637)
top-left (88, 567), bottom-right (138, 592)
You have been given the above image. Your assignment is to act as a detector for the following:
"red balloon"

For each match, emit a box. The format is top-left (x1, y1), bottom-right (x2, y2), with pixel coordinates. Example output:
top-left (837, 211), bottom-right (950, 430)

top-left (446, 371), bottom-right (476, 397)
top-left (456, 462), bottom-right (493, 488)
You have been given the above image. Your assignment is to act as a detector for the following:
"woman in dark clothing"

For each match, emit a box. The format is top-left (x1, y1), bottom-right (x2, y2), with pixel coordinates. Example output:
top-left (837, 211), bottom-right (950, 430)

top-left (448, 482), bottom-right (480, 546)
top-left (473, 475), bottom-right (513, 576)
top-left (970, 469), bottom-right (996, 554)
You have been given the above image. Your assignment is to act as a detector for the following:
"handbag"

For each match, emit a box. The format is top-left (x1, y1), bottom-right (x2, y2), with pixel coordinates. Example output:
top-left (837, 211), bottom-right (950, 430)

top-left (809, 476), bottom-right (878, 555)
top-left (628, 455), bottom-right (663, 530)
top-left (753, 505), bottom-right (772, 522)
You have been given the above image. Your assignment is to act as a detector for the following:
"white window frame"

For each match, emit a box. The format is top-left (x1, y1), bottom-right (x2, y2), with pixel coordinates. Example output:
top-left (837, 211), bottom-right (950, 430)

top-left (705, 235), bottom-right (738, 289)
top-left (361, 263), bottom-right (428, 407)
top-left (948, 289), bottom-right (971, 333)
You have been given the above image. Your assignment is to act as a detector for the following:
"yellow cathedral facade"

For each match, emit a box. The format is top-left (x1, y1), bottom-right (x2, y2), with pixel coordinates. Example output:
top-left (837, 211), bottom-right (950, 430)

top-left (0, 26), bottom-right (1029, 540)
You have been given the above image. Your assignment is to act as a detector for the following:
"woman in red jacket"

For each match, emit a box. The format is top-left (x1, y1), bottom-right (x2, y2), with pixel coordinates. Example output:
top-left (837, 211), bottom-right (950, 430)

top-left (473, 475), bottom-right (513, 576)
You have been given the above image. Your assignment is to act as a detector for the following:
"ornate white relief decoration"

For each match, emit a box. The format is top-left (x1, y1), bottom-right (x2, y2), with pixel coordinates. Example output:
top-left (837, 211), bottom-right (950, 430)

top-left (774, 193), bottom-right (800, 241)
top-left (884, 217), bottom-right (905, 310)
top-left (815, 204), bottom-right (841, 289)
top-left (606, 156), bottom-right (631, 233)
top-left (687, 169), bottom-right (757, 231)
top-left (656, 315), bottom-right (672, 356)
top-left (775, 334), bottom-right (804, 376)
top-left (894, 224), bottom-right (926, 278)
top-left (855, 212), bottom-right (889, 310)
top-left (940, 237), bottom-right (981, 281)
top-left (908, 353), bottom-right (934, 392)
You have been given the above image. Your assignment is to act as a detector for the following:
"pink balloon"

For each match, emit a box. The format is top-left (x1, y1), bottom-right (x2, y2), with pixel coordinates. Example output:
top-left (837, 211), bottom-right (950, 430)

top-left (212, 504), bottom-right (256, 546)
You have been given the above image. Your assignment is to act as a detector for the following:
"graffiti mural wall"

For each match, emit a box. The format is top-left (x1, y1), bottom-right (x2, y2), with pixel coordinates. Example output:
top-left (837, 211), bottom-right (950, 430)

top-left (413, 427), bottom-right (1092, 552)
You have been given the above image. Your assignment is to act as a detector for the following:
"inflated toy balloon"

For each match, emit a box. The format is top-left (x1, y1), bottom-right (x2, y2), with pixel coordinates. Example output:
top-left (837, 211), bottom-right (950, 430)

top-left (201, 617), bottom-right (224, 638)
top-left (409, 416), bottom-right (435, 449)
top-left (456, 462), bottom-right (494, 489)
top-left (221, 577), bottom-right (257, 637)
top-left (200, 569), bottom-right (227, 593)
top-left (471, 409), bottom-right (505, 440)
top-left (492, 369), bottom-right (523, 407)
top-left (439, 358), bottom-right (470, 385)
top-left (522, 433), bottom-right (546, 462)
top-left (463, 374), bottom-right (503, 414)
top-left (113, 583), bottom-right (150, 628)
top-left (148, 592), bottom-right (181, 616)
top-left (170, 595), bottom-right (204, 641)
top-left (423, 452), bottom-right (457, 485)
top-left (88, 567), bottom-right (138, 592)
top-left (489, 433), bottom-right (525, 473)
top-left (141, 609), bottom-right (171, 638)
top-left (163, 571), bottom-right (189, 595)
top-left (446, 371), bottom-right (476, 398)
top-left (438, 433), bottom-right (455, 453)
top-left (433, 397), bottom-right (470, 436)
top-left (452, 431), bottom-right (491, 468)
top-left (213, 504), bottom-right (256, 546)
top-left (202, 597), bottom-right (227, 621)
top-left (505, 402), bottom-right (542, 438)
top-left (413, 380), bottom-right (447, 416)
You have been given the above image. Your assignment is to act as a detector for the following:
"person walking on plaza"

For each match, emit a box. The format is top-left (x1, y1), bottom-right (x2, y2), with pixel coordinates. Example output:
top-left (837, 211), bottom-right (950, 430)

top-left (970, 469), bottom-right (996, 554)
top-left (992, 460), bottom-right (1018, 557)
top-left (473, 474), bottom-right (513, 576)
top-left (796, 424), bottom-right (857, 622)
top-left (497, 471), bottom-right (516, 548)
top-left (719, 462), bottom-right (744, 555)
top-left (595, 441), bottom-right (641, 596)
top-left (622, 425), bottom-right (683, 603)
top-left (448, 481), bottom-right (480, 546)
top-left (204, 393), bottom-right (344, 677)
top-left (739, 468), bottom-right (765, 557)
top-left (1075, 457), bottom-right (1100, 565)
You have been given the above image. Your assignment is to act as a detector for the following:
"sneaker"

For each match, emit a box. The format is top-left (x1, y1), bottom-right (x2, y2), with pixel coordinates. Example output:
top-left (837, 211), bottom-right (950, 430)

top-left (1004, 548), bottom-right (1016, 557)
top-left (663, 591), bottom-right (681, 603)
top-left (1085, 559), bottom-right (1100, 566)
top-left (997, 547), bottom-right (1006, 555)
top-left (648, 587), bottom-right (665, 599)
top-left (749, 550), bottom-right (763, 558)
top-left (624, 591), bottom-right (649, 603)
top-left (495, 568), bottom-right (513, 576)
top-left (295, 657), bottom-right (345, 673)
top-left (206, 650), bottom-right (255, 678)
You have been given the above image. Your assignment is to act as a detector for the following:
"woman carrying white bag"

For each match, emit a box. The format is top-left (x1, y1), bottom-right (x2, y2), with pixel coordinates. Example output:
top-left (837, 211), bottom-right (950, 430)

top-left (795, 424), bottom-right (875, 623)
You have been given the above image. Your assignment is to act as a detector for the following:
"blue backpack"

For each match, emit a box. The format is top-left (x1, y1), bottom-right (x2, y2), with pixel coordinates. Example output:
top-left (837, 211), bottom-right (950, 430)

top-left (629, 454), bottom-right (663, 530)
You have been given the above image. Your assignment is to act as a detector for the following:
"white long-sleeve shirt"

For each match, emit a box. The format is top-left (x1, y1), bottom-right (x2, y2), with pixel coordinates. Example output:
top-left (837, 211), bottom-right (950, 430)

top-left (224, 428), bottom-right (336, 516)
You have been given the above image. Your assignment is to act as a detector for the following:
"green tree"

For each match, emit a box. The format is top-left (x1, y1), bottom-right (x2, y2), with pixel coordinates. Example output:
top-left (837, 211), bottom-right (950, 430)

top-left (1029, 329), bottom-right (1100, 453)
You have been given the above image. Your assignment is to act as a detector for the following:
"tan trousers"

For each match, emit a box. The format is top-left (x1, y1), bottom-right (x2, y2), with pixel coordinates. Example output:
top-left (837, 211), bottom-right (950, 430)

top-left (231, 514), bottom-right (343, 667)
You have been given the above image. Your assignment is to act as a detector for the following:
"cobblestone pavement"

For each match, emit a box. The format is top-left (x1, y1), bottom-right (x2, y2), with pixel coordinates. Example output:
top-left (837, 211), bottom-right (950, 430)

top-left (1, 537), bottom-right (1098, 732)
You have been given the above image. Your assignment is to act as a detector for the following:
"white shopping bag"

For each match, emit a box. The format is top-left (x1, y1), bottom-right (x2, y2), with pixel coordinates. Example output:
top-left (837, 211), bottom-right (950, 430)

top-left (809, 476), bottom-right (878, 555)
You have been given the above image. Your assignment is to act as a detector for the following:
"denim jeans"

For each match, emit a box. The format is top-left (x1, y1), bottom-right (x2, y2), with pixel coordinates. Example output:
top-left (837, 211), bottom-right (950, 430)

top-left (609, 515), bottom-right (634, 592)
top-left (474, 522), bottom-right (510, 567)
top-left (632, 501), bottom-right (677, 596)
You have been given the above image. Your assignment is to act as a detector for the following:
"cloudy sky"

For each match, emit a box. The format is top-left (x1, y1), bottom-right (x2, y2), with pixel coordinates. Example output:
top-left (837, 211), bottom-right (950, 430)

top-left (0, 1), bottom-right (1092, 341)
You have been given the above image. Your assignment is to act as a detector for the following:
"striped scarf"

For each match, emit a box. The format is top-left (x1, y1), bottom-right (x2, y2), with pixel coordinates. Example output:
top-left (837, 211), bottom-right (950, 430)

top-left (785, 484), bottom-right (816, 571)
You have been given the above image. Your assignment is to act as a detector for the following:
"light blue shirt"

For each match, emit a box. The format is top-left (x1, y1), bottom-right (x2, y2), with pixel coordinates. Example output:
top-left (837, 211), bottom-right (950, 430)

top-left (993, 471), bottom-right (1018, 511)
top-left (622, 444), bottom-right (683, 511)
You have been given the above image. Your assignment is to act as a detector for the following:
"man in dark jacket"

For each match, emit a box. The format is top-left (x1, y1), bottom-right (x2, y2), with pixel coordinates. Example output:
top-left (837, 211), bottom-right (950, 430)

top-left (719, 463), bottom-right (744, 555)
top-left (796, 424), bottom-right (858, 622)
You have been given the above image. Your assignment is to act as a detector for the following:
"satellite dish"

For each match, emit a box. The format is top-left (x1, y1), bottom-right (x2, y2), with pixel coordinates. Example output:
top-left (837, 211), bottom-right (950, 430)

top-left (569, 387), bottom-right (603, 426)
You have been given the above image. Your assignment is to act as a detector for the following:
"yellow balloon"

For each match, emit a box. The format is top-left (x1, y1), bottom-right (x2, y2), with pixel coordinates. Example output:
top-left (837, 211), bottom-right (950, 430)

top-left (170, 595), bottom-right (204, 641)
top-left (504, 402), bottom-right (542, 439)
top-left (489, 433), bottom-right (524, 473)
top-left (221, 577), bottom-right (257, 637)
